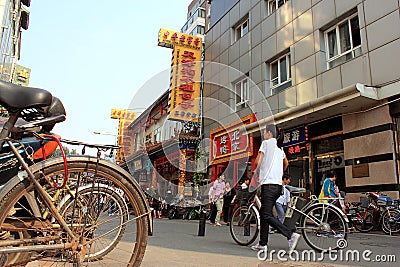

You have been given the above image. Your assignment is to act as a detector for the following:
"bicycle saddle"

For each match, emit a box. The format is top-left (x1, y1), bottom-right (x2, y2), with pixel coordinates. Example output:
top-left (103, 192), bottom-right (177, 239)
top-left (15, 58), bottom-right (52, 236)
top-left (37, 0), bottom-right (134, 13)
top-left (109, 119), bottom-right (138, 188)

top-left (285, 185), bottom-right (306, 194)
top-left (0, 80), bottom-right (52, 110)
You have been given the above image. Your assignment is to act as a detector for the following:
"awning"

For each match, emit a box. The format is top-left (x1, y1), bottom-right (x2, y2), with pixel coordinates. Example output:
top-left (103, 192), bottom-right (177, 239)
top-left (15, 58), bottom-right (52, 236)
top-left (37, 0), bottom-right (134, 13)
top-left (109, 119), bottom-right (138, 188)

top-left (241, 83), bottom-right (381, 134)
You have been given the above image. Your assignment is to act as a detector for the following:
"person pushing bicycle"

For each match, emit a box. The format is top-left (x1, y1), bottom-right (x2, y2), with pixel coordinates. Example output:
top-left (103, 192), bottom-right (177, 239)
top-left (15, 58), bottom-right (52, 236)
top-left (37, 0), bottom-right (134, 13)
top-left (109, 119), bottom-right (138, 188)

top-left (251, 124), bottom-right (301, 254)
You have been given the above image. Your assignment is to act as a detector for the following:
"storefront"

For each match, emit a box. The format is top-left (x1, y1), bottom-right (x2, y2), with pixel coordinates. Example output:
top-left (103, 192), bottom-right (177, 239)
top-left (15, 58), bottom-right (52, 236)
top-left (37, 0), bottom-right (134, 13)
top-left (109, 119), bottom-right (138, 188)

top-left (280, 117), bottom-right (345, 196)
top-left (209, 114), bottom-right (258, 186)
top-left (281, 126), bottom-right (310, 189)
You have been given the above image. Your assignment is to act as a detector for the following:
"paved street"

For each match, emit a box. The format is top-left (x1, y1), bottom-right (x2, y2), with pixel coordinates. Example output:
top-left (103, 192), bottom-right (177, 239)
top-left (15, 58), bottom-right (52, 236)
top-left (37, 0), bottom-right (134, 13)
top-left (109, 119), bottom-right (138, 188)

top-left (141, 218), bottom-right (399, 267)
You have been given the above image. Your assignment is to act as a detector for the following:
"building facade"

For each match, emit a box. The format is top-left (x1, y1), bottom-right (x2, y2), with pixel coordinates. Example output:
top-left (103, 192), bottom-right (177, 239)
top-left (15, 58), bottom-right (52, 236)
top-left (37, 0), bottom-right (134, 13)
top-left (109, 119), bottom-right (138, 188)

top-left (127, 91), bottom-right (199, 199)
top-left (181, 0), bottom-right (211, 36)
top-left (203, 0), bottom-right (400, 201)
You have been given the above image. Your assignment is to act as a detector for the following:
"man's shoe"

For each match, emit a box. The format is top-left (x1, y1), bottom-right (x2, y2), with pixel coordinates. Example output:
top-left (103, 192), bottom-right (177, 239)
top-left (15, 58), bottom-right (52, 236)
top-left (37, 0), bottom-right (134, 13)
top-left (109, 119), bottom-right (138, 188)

top-left (215, 222), bottom-right (221, 226)
top-left (334, 233), bottom-right (344, 238)
top-left (251, 243), bottom-right (267, 252)
top-left (288, 233), bottom-right (301, 253)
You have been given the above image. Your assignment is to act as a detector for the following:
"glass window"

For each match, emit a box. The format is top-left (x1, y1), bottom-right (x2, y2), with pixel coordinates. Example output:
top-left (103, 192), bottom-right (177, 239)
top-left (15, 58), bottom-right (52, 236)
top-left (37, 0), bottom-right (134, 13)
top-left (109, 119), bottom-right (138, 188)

top-left (197, 25), bottom-right (205, 35)
top-left (325, 15), bottom-right (361, 68)
top-left (234, 17), bottom-right (249, 42)
top-left (154, 128), bottom-right (161, 143)
top-left (234, 78), bottom-right (249, 110)
top-left (267, 0), bottom-right (289, 15)
top-left (270, 53), bottom-right (292, 94)
top-left (198, 8), bottom-right (206, 18)
top-left (270, 54), bottom-right (291, 88)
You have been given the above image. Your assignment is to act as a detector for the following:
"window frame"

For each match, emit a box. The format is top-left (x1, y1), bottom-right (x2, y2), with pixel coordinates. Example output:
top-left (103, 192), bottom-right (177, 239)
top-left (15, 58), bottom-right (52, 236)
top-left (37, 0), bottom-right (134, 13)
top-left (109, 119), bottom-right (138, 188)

top-left (234, 77), bottom-right (249, 111)
top-left (234, 17), bottom-right (249, 42)
top-left (153, 127), bottom-right (161, 143)
top-left (266, 0), bottom-right (289, 15)
top-left (269, 53), bottom-right (291, 91)
top-left (324, 14), bottom-right (361, 69)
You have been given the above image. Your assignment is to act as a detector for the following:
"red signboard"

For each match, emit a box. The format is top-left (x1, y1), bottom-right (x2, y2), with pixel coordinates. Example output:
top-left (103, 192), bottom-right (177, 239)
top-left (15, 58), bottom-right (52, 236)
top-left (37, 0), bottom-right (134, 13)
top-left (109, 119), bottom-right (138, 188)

top-left (210, 114), bottom-right (256, 164)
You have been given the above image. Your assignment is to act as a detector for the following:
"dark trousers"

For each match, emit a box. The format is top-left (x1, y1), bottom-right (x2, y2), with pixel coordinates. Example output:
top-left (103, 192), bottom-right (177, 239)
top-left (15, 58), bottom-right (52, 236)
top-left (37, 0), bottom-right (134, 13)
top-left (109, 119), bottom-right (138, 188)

top-left (259, 184), bottom-right (292, 246)
top-left (223, 203), bottom-right (234, 223)
top-left (209, 203), bottom-right (217, 223)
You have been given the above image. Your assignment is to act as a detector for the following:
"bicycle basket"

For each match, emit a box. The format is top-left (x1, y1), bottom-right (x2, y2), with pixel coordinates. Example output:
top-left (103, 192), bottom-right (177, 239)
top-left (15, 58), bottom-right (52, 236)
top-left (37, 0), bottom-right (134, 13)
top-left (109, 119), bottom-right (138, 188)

top-left (360, 196), bottom-right (370, 208)
top-left (236, 189), bottom-right (256, 202)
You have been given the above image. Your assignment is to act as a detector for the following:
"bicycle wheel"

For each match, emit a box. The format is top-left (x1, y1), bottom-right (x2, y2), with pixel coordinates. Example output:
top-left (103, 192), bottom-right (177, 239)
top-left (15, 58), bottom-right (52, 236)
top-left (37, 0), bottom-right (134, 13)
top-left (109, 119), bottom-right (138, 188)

top-left (301, 203), bottom-right (348, 252)
top-left (381, 208), bottom-right (400, 234)
top-left (57, 184), bottom-right (128, 261)
top-left (0, 156), bottom-right (149, 267)
top-left (229, 205), bottom-right (259, 246)
top-left (354, 211), bottom-right (374, 233)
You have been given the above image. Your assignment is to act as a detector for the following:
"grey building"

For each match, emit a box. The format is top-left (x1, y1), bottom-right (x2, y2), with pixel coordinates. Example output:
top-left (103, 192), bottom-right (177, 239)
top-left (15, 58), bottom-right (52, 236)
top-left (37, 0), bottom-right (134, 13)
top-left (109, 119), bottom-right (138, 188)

top-left (203, 0), bottom-right (400, 201)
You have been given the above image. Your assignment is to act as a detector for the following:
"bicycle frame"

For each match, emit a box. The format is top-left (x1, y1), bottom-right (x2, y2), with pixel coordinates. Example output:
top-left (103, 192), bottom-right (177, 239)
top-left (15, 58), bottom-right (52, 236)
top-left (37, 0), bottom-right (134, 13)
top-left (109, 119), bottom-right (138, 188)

top-left (287, 195), bottom-right (349, 229)
top-left (3, 139), bottom-right (79, 246)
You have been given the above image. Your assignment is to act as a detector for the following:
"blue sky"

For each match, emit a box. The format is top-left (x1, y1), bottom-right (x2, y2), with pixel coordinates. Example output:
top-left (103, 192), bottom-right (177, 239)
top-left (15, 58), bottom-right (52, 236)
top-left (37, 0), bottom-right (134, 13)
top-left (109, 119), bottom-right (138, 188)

top-left (19, 0), bottom-right (191, 150)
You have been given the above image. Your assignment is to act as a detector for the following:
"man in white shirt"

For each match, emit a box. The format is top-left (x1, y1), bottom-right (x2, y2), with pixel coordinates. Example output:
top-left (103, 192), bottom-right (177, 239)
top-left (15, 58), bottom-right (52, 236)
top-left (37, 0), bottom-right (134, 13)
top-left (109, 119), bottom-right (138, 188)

top-left (251, 125), bottom-right (300, 254)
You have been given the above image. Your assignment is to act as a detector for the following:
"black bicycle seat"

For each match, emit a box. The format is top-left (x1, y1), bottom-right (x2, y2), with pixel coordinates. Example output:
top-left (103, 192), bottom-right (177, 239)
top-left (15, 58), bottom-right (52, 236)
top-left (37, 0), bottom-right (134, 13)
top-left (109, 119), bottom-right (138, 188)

top-left (285, 185), bottom-right (306, 194)
top-left (0, 80), bottom-right (52, 110)
top-left (351, 202), bottom-right (361, 207)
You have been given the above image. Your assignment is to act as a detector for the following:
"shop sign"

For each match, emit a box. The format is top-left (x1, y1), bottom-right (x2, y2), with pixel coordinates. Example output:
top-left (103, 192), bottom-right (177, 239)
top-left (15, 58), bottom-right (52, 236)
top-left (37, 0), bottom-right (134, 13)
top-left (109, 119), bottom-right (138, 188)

top-left (210, 114), bottom-right (255, 164)
top-left (285, 143), bottom-right (309, 157)
top-left (168, 46), bottom-right (201, 123)
top-left (158, 28), bottom-right (202, 123)
top-left (158, 28), bottom-right (202, 50)
top-left (317, 156), bottom-right (344, 172)
top-left (282, 126), bottom-right (308, 147)
top-left (133, 159), bottom-right (142, 171)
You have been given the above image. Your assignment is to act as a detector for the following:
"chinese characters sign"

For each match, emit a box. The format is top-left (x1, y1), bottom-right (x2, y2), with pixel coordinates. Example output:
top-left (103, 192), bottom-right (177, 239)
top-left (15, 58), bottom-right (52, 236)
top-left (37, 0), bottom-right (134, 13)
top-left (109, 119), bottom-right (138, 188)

top-left (158, 28), bottom-right (202, 123)
top-left (110, 108), bottom-right (136, 163)
top-left (210, 114), bottom-right (255, 164)
top-left (282, 126), bottom-right (309, 158)
top-left (281, 126), bottom-right (308, 147)
top-left (169, 46), bottom-right (201, 122)
top-left (158, 28), bottom-right (202, 50)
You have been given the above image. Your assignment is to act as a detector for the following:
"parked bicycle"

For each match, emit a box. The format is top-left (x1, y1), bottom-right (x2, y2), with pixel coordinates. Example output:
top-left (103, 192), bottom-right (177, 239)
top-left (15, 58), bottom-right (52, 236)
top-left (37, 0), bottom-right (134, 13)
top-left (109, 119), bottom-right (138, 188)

top-left (229, 185), bottom-right (349, 252)
top-left (346, 192), bottom-right (400, 235)
top-left (0, 81), bottom-right (152, 266)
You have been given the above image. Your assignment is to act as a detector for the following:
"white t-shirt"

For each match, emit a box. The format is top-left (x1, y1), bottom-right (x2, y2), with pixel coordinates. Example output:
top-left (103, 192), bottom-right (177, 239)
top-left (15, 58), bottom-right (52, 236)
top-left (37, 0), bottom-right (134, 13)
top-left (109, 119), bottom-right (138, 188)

top-left (276, 186), bottom-right (290, 205)
top-left (258, 138), bottom-right (286, 185)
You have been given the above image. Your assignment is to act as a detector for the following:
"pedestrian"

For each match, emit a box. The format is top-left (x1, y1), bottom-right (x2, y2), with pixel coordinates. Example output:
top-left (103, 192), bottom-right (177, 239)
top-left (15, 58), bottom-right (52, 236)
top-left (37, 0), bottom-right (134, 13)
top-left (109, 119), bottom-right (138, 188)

top-left (275, 174), bottom-right (291, 223)
top-left (318, 170), bottom-right (339, 202)
top-left (222, 181), bottom-right (236, 225)
top-left (251, 124), bottom-right (300, 253)
top-left (208, 182), bottom-right (217, 224)
top-left (212, 172), bottom-right (226, 226)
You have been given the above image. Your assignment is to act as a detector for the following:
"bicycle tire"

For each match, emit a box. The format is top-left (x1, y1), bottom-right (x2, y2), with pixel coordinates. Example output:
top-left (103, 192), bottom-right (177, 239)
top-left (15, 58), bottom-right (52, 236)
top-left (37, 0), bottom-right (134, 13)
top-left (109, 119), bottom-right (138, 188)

top-left (229, 205), bottom-right (259, 246)
top-left (301, 203), bottom-right (348, 252)
top-left (381, 208), bottom-right (400, 234)
top-left (0, 156), bottom-right (149, 267)
top-left (354, 211), bottom-right (374, 233)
